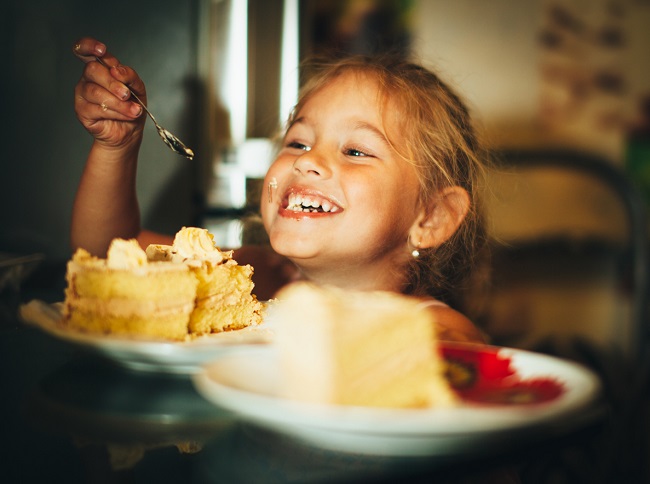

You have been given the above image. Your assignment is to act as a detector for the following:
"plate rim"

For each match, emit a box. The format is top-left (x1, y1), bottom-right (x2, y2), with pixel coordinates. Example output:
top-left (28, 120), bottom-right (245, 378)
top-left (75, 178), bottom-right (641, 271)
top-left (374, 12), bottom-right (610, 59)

top-left (193, 344), bottom-right (603, 437)
top-left (20, 299), bottom-right (273, 373)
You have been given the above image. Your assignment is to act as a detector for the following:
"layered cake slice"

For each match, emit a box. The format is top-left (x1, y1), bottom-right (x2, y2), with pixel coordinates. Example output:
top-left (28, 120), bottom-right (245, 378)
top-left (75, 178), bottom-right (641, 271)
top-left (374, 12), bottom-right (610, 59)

top-left (63, 227), bottom-right (264, 340)
top-left (271, 282), bottom-right (457, 408)
top-left (146, 227), bottom-right (264, 335)
top-left (63, 239), bottom-right (198, 340)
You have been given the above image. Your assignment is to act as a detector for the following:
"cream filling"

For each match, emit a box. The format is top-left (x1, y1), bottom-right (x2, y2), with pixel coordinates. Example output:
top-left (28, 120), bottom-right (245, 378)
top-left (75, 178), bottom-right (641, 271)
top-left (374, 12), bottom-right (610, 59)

top-left (106, 239), bottom-right (148, 269)
top-left (172, 227), bottom-right (226, 264)
top-left (66, 297), bottom-right (195, 317)
top-left (67, 259), bottom-right (191, 276)
top-left (147, 227), bottom-right (234, 267)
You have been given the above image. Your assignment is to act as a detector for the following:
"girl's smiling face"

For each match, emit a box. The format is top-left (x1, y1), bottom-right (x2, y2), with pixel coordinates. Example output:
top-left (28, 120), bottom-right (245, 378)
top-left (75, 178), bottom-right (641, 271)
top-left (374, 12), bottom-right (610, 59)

top-left (261, 71), bottom-right (422, 289)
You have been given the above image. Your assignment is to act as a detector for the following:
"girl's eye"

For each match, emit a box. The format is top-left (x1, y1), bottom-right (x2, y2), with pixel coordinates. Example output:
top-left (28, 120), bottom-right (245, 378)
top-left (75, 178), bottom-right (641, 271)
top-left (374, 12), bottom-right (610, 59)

top-left (345, 147), bottom-right (372, 158)
top-left (287, 141), bottom-right (311, 152)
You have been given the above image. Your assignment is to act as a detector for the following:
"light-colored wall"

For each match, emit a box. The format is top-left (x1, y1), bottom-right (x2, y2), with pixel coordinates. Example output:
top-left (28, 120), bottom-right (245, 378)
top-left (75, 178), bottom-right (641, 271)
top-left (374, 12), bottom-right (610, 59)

top-left (411, 0), bottom-right (650, 162)
top-left (412, 0), bottom-right (542, 136)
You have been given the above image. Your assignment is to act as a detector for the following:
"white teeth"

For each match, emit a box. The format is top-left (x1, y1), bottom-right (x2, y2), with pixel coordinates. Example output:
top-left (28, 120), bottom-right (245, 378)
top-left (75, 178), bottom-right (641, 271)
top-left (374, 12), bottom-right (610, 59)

top-left (287, 193), bottom-right (338, 213)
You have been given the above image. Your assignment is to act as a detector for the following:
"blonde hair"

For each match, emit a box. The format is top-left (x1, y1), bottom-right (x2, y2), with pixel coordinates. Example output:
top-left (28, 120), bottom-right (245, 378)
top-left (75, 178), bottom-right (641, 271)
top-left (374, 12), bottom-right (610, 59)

top-left (290, 55), bottom-right (488, 309)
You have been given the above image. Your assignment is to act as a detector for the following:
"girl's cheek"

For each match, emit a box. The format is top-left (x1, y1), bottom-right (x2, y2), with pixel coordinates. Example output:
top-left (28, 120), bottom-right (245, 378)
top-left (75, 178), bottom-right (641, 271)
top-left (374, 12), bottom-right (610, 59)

top-left (267, 155), bottom-right (295, 182)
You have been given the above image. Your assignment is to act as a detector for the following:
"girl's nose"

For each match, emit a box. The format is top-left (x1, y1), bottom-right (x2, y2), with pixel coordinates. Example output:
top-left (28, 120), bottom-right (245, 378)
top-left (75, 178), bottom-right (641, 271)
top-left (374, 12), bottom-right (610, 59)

top-left (293, 149), bottom-right (331, 178)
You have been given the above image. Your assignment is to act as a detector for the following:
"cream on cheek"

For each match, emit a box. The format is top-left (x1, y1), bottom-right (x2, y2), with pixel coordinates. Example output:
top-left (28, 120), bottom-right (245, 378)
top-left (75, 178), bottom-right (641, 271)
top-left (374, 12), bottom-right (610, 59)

top-left (260, 152), bottom-right (306, 235)
top-left (259, 165), bottom-right (282, 230)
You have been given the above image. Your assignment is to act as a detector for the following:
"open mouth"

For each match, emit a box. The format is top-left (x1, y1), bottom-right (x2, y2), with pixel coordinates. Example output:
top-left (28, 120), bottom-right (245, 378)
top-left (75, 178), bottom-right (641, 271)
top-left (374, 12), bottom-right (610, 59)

top-left (285, 193), bottom-right (341, 213)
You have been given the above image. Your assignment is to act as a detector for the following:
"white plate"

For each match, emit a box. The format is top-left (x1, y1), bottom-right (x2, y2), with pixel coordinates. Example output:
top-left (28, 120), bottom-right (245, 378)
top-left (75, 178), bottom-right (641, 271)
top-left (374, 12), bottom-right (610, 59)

top-left (20, 300), bottom-right (273, 374)
top-left (193, 344), bottom-right (602, 456)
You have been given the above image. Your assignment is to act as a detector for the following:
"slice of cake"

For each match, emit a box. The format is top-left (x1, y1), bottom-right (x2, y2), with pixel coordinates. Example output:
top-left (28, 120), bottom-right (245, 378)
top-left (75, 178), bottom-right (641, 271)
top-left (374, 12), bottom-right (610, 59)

top-left (63, 239), bottom-right (198, 341)
top-left (63, 227), bottom-right (264, 341)
top-left (146, 227), bottom-right (264, 335)
top-left (271, 282), bottom-right (457, 408)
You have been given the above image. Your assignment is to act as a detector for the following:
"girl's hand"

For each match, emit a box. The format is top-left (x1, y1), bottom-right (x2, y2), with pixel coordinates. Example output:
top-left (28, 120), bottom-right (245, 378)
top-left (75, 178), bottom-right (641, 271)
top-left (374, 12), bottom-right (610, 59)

top-left (72, 37), bottom-right (146, 150)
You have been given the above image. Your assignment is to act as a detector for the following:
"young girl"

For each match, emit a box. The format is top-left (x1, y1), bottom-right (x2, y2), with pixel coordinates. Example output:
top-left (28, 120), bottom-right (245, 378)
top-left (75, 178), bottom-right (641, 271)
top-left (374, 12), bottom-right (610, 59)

top-left (71, 37), bottom-right (487, 343)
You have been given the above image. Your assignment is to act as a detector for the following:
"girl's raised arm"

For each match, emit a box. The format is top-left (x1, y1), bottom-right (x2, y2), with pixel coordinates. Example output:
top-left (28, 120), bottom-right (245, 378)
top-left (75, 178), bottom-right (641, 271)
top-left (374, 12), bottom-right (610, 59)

top-left (70, 37), bottom-right (148, 256)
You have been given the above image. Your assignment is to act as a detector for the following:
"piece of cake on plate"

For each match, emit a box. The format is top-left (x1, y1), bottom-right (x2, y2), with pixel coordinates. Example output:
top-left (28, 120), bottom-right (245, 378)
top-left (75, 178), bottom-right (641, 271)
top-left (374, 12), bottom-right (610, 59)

top-left (63, 238), bottom-right (198, 341)
top-left (270, 282), bottom-right (457, 408)
top-left (146, 227), bottom-right (264, 335)
top-left (63, 227), bottom-right (264, 340)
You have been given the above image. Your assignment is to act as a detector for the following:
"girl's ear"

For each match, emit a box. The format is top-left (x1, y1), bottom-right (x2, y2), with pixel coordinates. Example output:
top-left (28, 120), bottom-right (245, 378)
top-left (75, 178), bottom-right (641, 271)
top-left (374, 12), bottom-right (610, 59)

top-left (409, 186), bottom-right (470, 249)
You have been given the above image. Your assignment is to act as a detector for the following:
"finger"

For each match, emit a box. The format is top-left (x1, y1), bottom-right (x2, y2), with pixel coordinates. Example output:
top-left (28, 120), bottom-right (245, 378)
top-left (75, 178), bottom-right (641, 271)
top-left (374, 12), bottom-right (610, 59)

top-left (77, 94), bottom-right (143, 126)
top-left (95, 97), bottom-right (143, 120)
top-left (72, 37), bottom-right (107, 63)
top-left (77, 80), bottom-right (143, 120)
top-left (91, 99), bottom-right (143, 121)
top-left (83, 61), bottom-right (132, 102)
top-left (105, 63), bottom-right (147, 100)
top-left (73, 38), bottom-right (126, 82)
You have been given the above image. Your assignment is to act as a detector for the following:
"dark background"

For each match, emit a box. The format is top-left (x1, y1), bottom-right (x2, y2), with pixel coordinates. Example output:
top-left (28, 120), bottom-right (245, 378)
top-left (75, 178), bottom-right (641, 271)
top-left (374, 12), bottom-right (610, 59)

top-left (1, 0), bottom-right (201, 265)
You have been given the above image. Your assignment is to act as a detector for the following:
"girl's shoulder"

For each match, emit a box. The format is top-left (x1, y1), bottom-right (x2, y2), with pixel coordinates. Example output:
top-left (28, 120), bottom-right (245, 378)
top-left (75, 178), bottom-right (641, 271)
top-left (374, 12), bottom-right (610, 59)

top-left (418, 297), bottom-right (486, 344)
top-left (416, 298), bottom-right (449, 309)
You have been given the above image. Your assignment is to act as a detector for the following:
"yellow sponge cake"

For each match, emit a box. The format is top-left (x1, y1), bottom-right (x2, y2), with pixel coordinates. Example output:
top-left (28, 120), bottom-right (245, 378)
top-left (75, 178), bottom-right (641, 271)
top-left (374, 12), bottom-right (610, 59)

top-left (146, 227), bottom-right (264, 335)
top-left (63, 227), bottom-right (263, 340)
top-left (271, 282), bottom-right (457, 408)
top-left (63, 239), bottom-right (198, 340)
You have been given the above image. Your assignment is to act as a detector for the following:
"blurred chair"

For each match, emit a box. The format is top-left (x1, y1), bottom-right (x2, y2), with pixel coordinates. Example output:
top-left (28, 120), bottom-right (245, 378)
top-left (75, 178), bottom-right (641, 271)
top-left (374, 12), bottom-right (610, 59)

top-left (481, 148), bottom-right (647, 361)
top-left (478, 148), bottom-right (649, 483)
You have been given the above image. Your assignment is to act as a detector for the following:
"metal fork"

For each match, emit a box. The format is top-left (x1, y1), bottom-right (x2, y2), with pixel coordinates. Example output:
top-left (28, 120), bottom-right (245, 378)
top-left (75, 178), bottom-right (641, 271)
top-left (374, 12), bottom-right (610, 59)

top-left (94, 56), bottom-right (194, 160)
